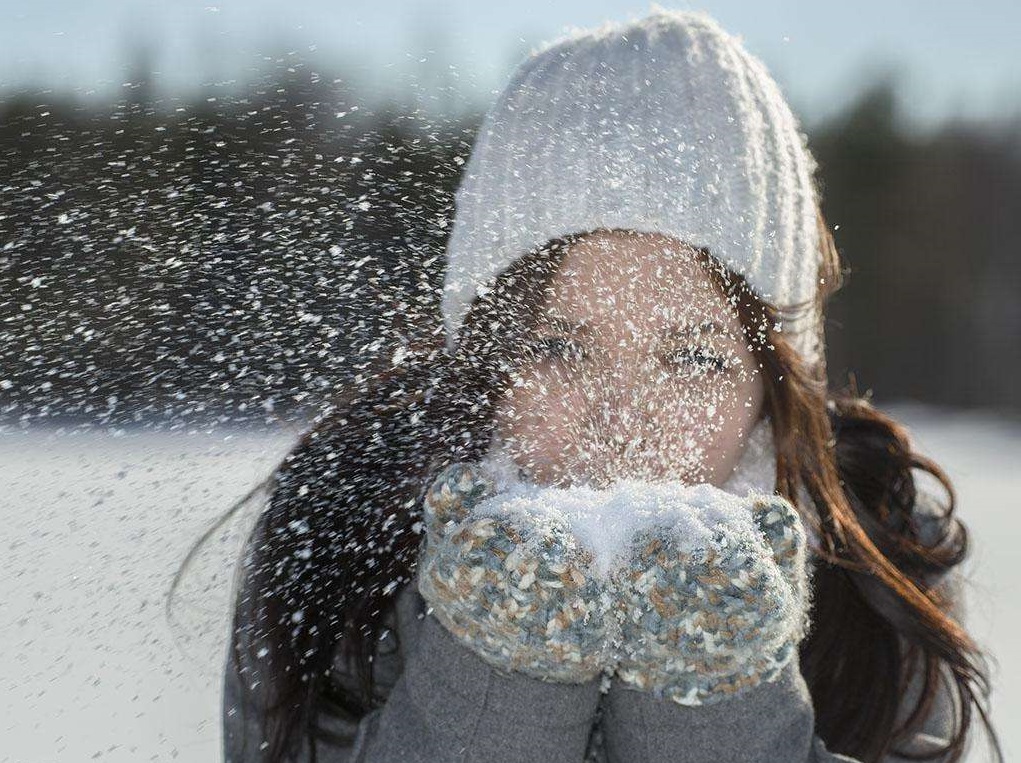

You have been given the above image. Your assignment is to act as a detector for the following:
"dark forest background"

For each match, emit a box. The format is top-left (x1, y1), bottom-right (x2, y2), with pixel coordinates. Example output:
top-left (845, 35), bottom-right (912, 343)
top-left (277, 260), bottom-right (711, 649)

top-left (2, 51), bottom-right (1019, 431)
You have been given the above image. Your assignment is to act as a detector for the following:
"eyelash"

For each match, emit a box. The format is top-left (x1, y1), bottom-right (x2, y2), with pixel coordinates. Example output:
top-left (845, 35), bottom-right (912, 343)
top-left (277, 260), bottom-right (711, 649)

top-left (665, 347), bottom-right (729, 373)
top-left (528, 335), bottom-right (729, 373)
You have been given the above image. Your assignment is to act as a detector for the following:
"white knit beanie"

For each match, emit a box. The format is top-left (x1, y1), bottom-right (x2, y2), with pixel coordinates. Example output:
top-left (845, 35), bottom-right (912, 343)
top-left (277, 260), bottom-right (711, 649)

top-left (441, 5), bottom-right (826, 368)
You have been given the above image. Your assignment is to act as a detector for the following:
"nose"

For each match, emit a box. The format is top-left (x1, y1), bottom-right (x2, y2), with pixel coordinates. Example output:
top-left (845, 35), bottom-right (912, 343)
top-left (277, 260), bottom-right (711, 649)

top-left (582, 369), bottom-right (648, 455)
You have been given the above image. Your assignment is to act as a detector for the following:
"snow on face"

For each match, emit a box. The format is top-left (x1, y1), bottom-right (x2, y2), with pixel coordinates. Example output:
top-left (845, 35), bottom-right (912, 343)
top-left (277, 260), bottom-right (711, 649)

top-left (490, 228), bottom-right (766, 492)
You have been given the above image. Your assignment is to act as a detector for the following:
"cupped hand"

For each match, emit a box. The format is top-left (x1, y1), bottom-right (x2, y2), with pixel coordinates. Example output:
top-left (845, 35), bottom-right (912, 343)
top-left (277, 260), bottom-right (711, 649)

top-left (416, 461), bottom-right (616, 683)
top-left (605, 486), bottom-right (812, 706)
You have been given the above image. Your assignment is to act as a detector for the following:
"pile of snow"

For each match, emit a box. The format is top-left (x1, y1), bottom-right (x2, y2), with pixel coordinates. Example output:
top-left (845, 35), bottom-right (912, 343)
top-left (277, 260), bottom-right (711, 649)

top-left (469, 475), bottom-right (768, 578)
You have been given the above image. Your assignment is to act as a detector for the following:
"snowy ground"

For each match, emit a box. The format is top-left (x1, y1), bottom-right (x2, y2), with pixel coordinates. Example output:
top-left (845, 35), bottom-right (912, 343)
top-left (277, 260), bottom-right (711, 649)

top-left (1, 402), bottom-right (1017, 762)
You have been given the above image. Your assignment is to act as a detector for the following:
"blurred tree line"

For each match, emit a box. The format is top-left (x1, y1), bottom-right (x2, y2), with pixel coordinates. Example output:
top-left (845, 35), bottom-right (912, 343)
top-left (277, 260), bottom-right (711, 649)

top-left (1, 53), bottom-right (1018, 430)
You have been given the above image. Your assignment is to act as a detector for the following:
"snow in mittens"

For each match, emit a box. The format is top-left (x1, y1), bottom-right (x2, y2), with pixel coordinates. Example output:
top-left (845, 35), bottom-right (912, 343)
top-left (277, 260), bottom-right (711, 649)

top-left (468, 444), bottom-right (774, 580)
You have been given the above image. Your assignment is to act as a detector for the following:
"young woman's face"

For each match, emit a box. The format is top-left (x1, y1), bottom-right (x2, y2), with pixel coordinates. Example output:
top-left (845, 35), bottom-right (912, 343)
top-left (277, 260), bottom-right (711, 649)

top-left (491, 229), bottom-right (765, 489)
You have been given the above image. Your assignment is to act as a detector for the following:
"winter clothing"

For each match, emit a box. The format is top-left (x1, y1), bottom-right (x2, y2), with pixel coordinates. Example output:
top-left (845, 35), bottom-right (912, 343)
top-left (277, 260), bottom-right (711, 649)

top-left (417, 443), bottom-right (811, 702)
top-left (417, 460), bottom-right (614, 682)
top-left (221, 417), bottom-right (966, 761)
top-left (607, 491), bottom-right (812, 706)
top-left (441, 7), bottom-right (826, 368)
top-left (420, 429), bottom-right (816, 706)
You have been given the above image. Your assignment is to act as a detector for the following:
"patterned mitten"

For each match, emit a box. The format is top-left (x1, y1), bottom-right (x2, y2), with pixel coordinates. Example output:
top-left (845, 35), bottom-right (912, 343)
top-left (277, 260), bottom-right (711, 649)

top-left (416, 461), bottom-right (615, 683)
top-left (606, 486), bottom-right (812, 706)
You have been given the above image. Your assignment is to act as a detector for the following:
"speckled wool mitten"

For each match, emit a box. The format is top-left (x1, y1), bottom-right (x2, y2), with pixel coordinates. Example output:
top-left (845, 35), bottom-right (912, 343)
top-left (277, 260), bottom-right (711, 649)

top-left (606, 489), bottom-right (813, 706)
top-left (416, 461), bottom-right (615, 683)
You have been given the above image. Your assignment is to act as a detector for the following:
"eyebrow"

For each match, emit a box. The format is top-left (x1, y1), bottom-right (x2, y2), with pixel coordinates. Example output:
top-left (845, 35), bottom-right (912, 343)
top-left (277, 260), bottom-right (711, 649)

top-left (545, 316), bottom-right (736, 340)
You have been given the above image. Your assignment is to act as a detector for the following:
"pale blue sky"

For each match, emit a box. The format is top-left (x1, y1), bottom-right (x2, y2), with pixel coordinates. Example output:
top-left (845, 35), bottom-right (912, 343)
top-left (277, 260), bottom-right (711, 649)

top-left (3, 0), bottom-right (1019, 133)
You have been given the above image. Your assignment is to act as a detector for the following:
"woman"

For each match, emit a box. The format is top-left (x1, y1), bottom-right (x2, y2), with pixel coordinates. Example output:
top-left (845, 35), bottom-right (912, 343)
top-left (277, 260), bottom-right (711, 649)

top-left (213, 8), bottom-right (1001, 763)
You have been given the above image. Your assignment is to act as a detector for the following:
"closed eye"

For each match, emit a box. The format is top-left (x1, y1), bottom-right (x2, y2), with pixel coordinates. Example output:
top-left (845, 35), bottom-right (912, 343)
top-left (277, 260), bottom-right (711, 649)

top-left (664, 346), bottom-right (729, 373)
top-left (528, 335), bottom-right (728, 373)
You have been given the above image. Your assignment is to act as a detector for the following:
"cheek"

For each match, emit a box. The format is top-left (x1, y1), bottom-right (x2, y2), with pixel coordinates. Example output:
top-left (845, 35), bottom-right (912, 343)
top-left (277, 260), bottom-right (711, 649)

top-left (655, 364), bottom-right (763, 462)
top-left (668, 367), bottom-right (755, 420)
top-left (494, 369), bottom-right (578, 443)
top-left (690, 366), bottom-right (765, 472)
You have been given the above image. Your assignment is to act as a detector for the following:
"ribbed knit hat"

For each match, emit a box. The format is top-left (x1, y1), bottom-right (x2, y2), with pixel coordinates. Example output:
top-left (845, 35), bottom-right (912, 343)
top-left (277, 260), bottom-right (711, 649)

top-left (441, 5), bottom-right (826, 367)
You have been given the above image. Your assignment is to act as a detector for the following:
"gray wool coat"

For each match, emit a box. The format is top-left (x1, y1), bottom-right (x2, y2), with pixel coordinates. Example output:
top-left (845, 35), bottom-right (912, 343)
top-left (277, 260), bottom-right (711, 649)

top-left (222, 490), bottom-right (968, 763)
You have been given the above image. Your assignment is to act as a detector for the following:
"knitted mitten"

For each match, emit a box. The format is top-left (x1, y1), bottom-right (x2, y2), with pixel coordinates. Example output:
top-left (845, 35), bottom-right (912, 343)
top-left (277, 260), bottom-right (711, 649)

top-left (606, 486), bottom-right (813, 706)
top-left (416, 461), bottom-right (614, 683)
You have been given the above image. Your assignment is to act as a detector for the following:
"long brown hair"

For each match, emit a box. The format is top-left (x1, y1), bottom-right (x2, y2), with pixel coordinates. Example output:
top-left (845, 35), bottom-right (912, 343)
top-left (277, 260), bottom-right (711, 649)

top-left (203, 212), bottom-right (1001, 762)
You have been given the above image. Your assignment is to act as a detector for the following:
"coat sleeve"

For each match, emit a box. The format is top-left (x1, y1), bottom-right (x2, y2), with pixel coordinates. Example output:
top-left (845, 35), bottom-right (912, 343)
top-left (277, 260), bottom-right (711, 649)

top-left (598, 654), bottom-right (862, 763)
top-left (597, 497), bottom-right (969, 763)
top-left (222, 581), bottom-right (605, 762)
top-left (347, 583), bottom-right (605, 763)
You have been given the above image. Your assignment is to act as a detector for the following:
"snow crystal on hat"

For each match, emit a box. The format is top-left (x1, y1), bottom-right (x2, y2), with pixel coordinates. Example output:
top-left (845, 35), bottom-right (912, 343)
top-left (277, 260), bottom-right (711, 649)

top-left (441, 6), bottom-right (824, 366)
